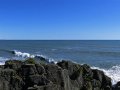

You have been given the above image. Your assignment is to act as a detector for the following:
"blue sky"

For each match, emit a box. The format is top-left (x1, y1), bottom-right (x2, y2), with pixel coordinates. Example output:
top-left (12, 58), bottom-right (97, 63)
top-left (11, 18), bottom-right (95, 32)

top-left (0, 0), bottom-right (120, 40)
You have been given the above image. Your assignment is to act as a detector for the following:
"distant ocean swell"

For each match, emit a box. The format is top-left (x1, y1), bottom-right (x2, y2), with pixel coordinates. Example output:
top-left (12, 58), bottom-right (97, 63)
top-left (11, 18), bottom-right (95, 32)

top-left (0, 49), bottom-right (120, 85)
top-left (84, 50), bottom-right (119, 56)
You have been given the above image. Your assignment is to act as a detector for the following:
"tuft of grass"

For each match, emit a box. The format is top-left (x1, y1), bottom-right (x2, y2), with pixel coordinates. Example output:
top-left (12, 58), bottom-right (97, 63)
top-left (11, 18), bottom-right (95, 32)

top-left (24, 58), bottom-right (36, 64)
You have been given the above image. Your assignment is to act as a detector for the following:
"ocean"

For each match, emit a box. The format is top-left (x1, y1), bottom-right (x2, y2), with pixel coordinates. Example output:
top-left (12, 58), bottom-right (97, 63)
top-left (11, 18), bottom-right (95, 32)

top-left (0, 40), bottom-right (120, 84)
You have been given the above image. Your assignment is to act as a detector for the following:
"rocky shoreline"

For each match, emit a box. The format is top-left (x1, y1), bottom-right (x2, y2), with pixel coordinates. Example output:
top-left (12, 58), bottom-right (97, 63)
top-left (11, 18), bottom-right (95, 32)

top-left (0, 58), bottom-right (119, 90)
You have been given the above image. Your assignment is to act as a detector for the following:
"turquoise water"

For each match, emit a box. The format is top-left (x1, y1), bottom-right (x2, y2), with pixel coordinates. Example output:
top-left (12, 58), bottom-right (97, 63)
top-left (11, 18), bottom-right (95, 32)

top-left (1, 40), bottom-right (120, 68)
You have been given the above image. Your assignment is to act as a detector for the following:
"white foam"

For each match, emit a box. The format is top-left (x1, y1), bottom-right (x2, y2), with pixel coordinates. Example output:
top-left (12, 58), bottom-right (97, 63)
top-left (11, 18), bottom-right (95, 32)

top-left (35, 54), bottom-right (46, 58)
top-left (13, 50), bottom-right (35, 58)
top-left (49, 58), bottom-right (58, 64)
top-left (13, 50), bottom-right (57, 64)
top-left (0, 62), bottom-right (5, 65)
top-left (92, 65), bottom-right (120, 85)
top-left (14, 50), bottom-right (49, 59)
top-left (51, 49), bottom-right (57, 51)
top-left (0, 57), bottom-right (8, 65)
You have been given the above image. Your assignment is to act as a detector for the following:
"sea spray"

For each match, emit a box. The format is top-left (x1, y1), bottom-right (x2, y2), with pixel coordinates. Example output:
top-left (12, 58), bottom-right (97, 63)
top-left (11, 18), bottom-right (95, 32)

top-left (0, 57), bottom-right (7, 65)
top-left (13, 50), bottom-right (34, 58)
top-left (92, 65), bottom-right (120, 85)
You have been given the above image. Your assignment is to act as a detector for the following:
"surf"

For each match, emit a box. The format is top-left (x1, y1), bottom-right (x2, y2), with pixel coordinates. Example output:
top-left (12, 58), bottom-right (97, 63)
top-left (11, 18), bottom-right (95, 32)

top-left (92, 65), bottom-right (120, 85)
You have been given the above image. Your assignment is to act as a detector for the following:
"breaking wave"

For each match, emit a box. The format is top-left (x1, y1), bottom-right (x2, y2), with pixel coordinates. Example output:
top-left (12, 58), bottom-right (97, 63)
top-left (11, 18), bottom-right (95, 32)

top-left (0, 57), bottom-right (8, 65)
top-left (11, 50), bottom-right (57, 64)
top-left (12, 50), bottom-right (35, 58)
top-left (92, 65), bottom-right (120, 85)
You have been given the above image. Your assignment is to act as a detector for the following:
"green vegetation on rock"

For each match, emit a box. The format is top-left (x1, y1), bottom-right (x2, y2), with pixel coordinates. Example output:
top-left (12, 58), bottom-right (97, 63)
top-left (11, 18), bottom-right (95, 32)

top-left (24, 58), bottom-right (36, 64)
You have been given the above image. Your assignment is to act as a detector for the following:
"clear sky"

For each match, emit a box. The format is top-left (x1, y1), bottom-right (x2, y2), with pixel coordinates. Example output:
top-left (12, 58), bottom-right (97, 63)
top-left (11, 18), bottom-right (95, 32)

top-left (0, 0), bottom-right (120, 40)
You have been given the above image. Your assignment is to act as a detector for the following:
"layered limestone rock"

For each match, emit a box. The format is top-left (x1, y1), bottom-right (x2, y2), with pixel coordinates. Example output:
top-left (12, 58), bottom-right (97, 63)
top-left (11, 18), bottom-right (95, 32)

top-left (0, 59), bottom-right (113, 90)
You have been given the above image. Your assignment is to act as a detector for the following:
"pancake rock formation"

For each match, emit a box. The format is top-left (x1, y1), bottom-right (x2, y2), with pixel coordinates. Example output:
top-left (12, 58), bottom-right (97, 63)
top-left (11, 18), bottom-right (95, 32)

top-left (0, 59), bottom-right (119, 90)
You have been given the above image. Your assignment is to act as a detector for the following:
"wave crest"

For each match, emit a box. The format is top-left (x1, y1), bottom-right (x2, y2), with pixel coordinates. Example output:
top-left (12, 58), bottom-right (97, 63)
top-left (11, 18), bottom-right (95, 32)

top-left (11, 50), bottom-right (57, 64)
top-left (0, 57), bottom-right (8, 65)
top-left (92, 65), bottom-right (120, 85)
top-left (13, 50), bottom-right (32, 58)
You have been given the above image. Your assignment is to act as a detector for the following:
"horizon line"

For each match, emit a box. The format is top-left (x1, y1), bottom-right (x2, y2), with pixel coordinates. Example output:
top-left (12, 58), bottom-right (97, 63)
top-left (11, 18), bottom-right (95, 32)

top-left (1, 39), bottom-right (120, 40)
